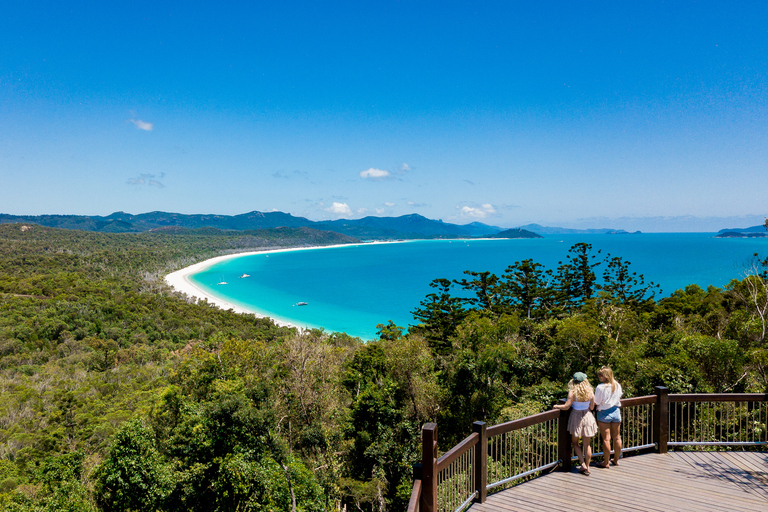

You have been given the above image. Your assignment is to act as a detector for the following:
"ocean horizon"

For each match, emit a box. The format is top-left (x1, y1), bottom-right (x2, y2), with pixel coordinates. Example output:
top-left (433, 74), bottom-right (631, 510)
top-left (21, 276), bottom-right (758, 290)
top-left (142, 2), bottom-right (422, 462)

top-left (187, 233), bottom-right (768, 340)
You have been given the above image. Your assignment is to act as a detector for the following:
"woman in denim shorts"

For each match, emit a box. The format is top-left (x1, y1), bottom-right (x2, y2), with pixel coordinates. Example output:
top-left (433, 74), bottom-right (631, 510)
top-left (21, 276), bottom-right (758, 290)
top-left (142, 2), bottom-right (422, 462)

top-left (594, 366), bottom-right (622, 468)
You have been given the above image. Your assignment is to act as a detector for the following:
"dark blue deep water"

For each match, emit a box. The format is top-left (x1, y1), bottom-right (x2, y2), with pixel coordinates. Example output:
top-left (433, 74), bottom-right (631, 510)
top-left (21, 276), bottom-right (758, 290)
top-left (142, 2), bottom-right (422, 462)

top-left (189, 234), bottom-right (768, 340)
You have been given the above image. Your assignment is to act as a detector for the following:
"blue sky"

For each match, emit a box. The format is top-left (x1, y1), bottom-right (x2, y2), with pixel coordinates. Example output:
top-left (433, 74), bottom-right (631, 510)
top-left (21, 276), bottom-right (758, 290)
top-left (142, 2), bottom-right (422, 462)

top-left (1, 1), bottom-right (766, 231)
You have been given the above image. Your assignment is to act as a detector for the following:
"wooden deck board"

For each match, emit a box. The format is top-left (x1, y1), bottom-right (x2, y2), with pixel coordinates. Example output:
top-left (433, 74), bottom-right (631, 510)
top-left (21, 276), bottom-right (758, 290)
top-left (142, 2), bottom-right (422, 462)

top-left (467, 452), bottom-right (768, 512)
top-left (675, 451), bottom-right (768, 500)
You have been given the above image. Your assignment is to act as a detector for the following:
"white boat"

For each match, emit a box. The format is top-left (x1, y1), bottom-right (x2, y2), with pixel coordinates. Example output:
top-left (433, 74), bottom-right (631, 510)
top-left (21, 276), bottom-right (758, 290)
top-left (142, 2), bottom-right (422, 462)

top-left (239, 274), bottom-right (250, 278)
top-left (295, 301), bottom-right (308, 306)
top-left (217, 281), bottom-right (228, 285)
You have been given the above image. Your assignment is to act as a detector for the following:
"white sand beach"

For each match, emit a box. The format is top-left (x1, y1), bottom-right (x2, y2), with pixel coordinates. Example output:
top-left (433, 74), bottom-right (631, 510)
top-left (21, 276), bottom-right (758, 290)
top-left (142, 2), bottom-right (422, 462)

top-left (164, 242), bottom-right (406, 329)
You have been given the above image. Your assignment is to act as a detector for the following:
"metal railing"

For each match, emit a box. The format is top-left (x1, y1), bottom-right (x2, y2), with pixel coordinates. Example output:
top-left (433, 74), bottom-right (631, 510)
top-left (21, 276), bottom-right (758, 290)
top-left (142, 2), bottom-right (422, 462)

top-left (485, 410), bottom-right (559, 493)
top-left (581, 395), bottom-right (656, 462)
top-left (668, 393), bottom-right (768, 448)
top-left (407, 388), bottom-right (768, 512)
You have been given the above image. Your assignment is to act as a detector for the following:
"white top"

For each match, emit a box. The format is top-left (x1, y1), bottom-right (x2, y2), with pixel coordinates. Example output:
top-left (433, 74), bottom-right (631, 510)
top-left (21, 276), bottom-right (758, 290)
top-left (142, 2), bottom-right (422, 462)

top-left (594, 382), bottom-right (622, 410)
top-left (571, 400), bottom-right (591, 411)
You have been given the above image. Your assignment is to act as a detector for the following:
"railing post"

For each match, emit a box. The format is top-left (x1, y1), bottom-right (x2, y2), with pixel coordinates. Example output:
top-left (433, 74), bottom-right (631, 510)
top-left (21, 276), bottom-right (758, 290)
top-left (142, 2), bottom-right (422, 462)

top-left (557, 398), bottom-right (572, 471)
top-left (473, 421), bottom-right (487, 503)
top-left (654, 386), bottom-right (669, 454)
top-left (421, 423), bottom-right (438, 512)
top-left (408, 463), bottom-right (422, 512)
top-left (413, 462), bottom-right (423, 480)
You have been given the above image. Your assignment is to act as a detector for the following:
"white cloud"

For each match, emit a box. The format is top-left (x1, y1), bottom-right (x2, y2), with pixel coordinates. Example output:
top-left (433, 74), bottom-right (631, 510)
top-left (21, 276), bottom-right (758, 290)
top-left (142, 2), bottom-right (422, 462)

top-left (400, 163), bottom-right (411, 172)
top-left (129, 119), bottom-right (154, 131)
top-left (360, 168), bottom-right (391, 180)
top-left (326, 202), bottom-right (353, 216)
top-left (375, 208), bottom-right (386, 215)
top-left (458, 203), bottom-right (497, 219)
top-left (385, 202), bottom-right (396, 207)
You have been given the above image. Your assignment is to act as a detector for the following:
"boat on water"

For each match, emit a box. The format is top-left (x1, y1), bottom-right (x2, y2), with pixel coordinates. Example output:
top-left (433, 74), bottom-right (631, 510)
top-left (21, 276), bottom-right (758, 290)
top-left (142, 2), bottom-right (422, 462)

top-left (239, 274), bottom-right (250, 278)
top-left (295, 301), bottom-right (308, 306)
top-left (217, 281), bottom-right (228, 285)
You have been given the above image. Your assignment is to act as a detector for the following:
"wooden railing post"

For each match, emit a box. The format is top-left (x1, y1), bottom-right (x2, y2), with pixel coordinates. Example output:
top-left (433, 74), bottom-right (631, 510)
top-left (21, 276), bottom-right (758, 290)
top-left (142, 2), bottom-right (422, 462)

top-left (473, 421), bottom-right (487, 503)
top-left (408, 463), bottom-right (422, 512)
top-left (556, 398), bottom-right (572, 471)
top-left (421, 423), bottom-right (438, 512)
top-left (654, 386), bottom-right (669, 454)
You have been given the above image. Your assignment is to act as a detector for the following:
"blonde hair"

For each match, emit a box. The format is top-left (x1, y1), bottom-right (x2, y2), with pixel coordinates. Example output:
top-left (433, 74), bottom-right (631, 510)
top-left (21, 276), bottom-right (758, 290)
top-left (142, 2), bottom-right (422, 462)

top-left (600, 366), bottom-right (619, 393)
top-left (568, 379), bottom-right (594, 402)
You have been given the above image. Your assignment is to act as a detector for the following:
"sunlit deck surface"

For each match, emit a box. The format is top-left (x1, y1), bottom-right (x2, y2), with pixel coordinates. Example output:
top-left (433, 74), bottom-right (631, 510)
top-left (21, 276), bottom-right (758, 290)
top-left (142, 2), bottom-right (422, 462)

top-left (468, 451), bottom-right (768, 512)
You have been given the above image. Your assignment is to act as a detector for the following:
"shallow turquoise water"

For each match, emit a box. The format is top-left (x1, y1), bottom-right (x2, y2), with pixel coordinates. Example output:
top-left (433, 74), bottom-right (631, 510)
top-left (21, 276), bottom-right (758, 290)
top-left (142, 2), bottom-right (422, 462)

top-left (189, 234), bottom-right (768, 340)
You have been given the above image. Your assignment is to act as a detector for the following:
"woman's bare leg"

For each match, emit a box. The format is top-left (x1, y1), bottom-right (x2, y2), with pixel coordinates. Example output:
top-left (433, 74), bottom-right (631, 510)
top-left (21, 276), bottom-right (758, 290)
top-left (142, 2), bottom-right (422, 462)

top-left (582, 436), bottom-right (593, 468)
top-left (610, 422), bottom-right (622, 465)
top-left (598, 421), bottom-right (611, 466)
top-left (571, 435), bottom-right (585, 467)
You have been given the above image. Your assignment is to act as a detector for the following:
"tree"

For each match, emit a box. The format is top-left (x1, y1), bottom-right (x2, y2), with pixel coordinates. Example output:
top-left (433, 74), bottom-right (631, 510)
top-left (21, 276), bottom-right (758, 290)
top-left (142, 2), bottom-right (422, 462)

top-left (376, 320), bottom-right (404, 342)
top-left (501, 259), bottom-right (554, 319)
top-left (454, 271), bottom-right (503, 315)
top-left (554, 243), bottom-right (601, 310)
top-left (33, 452), bottom-right (96, 512)
top-left (94, 419), bottom-right (172, 512)
top-left (411, 278), bottom-right (467, 351)
top-left (601, 254), bottom-right (659, 306)
top-left (727, 256), bottom-right (768, 344)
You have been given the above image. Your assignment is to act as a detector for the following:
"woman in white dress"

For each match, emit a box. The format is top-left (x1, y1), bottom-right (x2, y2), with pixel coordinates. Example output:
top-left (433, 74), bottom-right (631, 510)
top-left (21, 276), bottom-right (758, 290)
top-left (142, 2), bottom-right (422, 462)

top-left (594, 366), bottom-right (623, 468)
top-left (553, 372), bottom-right (598, 475)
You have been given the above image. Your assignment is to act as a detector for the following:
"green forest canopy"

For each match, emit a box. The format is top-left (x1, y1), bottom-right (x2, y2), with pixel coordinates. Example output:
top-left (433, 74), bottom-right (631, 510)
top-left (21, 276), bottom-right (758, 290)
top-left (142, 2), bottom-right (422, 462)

top-left (0, 223), bottom-right (766, 511)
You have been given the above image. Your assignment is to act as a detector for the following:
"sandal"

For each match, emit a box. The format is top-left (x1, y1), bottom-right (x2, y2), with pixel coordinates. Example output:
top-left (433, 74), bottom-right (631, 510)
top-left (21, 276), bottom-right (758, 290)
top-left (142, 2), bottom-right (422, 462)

top-left (610, 460), bottom-right (619, 466)
top-left (579, 465), bottom-right (590, 475)
top-left (595, 461), bottom-right (610, 469)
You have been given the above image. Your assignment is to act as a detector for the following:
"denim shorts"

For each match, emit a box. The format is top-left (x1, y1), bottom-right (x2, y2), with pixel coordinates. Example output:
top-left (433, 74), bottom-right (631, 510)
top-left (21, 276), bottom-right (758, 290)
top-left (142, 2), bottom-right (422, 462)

top-left (596, 406), bottom-right (621, 423)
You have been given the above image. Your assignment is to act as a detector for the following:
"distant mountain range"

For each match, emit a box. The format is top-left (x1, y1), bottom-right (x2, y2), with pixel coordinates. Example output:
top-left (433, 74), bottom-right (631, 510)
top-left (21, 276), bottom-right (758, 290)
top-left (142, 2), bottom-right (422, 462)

top-left (0, 211), bottom-right (656, 239)
top-left (0, 211), bottom-right (512, 240)
top-left (513, 224), bottom-right (641, 235)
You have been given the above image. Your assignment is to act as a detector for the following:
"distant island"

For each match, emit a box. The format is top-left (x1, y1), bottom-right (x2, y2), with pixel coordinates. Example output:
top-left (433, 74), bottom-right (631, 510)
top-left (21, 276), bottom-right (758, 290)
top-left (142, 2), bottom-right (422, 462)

top-left (717, 231), bottom-right (768, 238)
top-left (716, 224), bottom-right (768, 238)
top-left (485, 228), bottom-right (542, 239)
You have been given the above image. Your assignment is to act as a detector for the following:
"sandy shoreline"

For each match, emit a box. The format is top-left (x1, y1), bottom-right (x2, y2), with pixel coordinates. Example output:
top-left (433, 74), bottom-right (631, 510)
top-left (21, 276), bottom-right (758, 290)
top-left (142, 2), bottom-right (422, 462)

top-left (163, 241), bottom-right (409, 329)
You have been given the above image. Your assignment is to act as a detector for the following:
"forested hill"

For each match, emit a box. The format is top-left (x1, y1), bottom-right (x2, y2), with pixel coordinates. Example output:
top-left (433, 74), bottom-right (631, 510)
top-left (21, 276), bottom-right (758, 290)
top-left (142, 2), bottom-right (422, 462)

top-left (0, 211), bottom-right (505, 240)
top-left (486, 228), bottom-right (542, 239)
top-left (0, 223), bottom-right (766, 511)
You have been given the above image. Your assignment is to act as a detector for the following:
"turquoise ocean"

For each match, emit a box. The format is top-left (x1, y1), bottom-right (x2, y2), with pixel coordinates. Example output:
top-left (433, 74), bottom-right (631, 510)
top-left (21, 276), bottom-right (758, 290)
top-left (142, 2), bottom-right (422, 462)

top-left (188, 233), bottom-right (768, 340)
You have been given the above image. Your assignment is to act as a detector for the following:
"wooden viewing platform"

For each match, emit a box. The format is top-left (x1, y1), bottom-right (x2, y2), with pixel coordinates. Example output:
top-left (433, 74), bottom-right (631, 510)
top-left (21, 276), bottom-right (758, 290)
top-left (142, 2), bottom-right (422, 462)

top-left (468, 451), bottom-right (768, 512)
top-left (408, 389), bottom-right (768, 512)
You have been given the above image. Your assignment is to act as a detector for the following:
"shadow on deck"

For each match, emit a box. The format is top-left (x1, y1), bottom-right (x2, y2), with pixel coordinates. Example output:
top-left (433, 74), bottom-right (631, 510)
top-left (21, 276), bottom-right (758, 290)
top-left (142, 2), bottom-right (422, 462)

top-left (468, 451), bottom-right (768, 512)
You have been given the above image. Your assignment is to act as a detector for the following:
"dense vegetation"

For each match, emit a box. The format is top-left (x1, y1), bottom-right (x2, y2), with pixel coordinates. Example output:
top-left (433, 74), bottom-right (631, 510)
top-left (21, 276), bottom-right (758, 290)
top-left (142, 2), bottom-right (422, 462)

top-left (0, 224), bottom-right (766, 511)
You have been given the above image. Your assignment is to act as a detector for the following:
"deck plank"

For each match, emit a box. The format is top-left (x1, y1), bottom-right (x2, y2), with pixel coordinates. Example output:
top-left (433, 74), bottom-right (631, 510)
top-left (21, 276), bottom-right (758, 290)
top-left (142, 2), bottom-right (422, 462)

top-left (675, 451), bottom-right (768, 500)
top-left (467, 452), bottom-right (768, 512)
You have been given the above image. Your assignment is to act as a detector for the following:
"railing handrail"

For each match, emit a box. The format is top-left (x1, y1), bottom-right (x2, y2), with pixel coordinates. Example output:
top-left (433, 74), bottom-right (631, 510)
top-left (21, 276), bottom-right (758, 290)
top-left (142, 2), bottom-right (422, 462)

top-left (407, 479), bottom-right (422, 512)
top-left (412, 390), bottom-right (768, 512)
top-left (620, 395), bottom-right (656, 406)
top-left (436, 432), bottom-right (479, 472)
top-left (669, 392), bottom-right (768, 402)
top-left (486, 408), bottom-right (559, 438)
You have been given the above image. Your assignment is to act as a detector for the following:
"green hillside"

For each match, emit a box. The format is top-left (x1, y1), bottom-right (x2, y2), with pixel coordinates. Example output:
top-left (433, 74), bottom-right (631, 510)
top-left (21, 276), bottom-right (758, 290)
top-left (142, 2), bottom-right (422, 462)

top-left (0, 224), bottom-right (766, 511)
